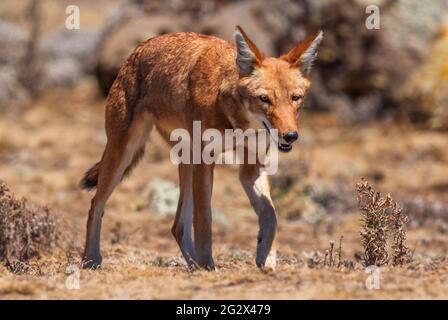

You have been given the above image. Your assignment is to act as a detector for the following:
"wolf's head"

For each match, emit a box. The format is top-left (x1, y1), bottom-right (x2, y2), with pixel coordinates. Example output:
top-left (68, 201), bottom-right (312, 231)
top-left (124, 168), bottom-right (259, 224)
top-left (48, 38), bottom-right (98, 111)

top-left (234, 26), bottom-right (323, 152)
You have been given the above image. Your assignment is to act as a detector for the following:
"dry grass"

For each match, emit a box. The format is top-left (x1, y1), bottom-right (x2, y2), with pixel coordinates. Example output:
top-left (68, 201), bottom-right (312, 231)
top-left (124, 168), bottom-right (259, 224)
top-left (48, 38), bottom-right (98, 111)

top-left (0, 182), bottom-right (58, 269)
top-left (0, 0), bottom-right (447, 300)
top-left (0, 86), bottom-right (447, 299)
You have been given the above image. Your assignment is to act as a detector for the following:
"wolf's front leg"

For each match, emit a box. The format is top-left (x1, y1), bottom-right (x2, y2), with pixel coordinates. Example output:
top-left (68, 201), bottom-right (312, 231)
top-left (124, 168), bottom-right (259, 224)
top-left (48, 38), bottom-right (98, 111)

top-left (192, 163), bottom-right (216, 270)
top-left (172, 164), bottom-right (197, 269)
top-left (239, 163), bottom-right (277, 271)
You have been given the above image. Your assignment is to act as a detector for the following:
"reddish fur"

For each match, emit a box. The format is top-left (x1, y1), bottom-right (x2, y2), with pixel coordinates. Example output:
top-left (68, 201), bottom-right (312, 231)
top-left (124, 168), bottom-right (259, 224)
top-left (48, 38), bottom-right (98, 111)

top-left (80, 162), bottom-right (100, 190)
top-left (81, 27), bottom-right (321, 269)
top-left (81, 146), bottom-right (145, 190)
top-left (281, 31), bottom-right (322, 67)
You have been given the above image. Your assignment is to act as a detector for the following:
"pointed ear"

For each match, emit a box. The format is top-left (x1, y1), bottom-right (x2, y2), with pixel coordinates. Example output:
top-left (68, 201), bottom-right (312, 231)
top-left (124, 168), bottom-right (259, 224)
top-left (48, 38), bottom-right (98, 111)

top-left (234, 25), bottom-right (264, 76)
top-left (282, 31), bottom-right (323, 74)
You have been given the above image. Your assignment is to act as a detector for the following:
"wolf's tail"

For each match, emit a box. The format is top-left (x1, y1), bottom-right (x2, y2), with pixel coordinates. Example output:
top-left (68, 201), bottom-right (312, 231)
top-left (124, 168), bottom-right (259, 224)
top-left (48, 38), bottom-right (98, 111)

top-left (80, 144), bottom-right (145, 191)
top-left (80, 161), bottom-right (100, 190)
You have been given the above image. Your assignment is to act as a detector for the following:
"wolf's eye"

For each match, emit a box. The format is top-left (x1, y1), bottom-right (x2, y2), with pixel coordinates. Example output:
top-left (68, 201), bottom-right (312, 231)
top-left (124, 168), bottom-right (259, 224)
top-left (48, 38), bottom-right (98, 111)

top-left (259, 95), bottom-right (271, 104)
top-left (292, 94), bottom-right (303, 102)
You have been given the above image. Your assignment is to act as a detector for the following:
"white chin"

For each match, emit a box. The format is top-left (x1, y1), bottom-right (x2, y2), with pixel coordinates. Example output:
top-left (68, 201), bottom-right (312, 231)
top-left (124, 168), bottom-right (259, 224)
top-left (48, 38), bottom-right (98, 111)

top-left (261, 121), bottom-right (293, 153)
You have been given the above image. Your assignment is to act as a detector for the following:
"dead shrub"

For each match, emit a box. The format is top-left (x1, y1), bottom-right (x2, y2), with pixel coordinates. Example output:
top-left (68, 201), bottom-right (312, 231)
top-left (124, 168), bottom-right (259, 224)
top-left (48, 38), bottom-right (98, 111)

top-left (389, 201), bottom-right (411, 266)
top-left (356, 178), bottom-right (410, 267)
top-left (0, 182), bottom-right (58, 268)
top-left (324, 240), bottom-right (335, 268)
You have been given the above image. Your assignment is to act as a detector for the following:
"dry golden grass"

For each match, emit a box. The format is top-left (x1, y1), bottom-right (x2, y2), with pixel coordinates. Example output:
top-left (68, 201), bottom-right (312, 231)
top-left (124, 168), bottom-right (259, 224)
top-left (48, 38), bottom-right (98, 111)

top-left (0, 84), bottom-right (447, 299)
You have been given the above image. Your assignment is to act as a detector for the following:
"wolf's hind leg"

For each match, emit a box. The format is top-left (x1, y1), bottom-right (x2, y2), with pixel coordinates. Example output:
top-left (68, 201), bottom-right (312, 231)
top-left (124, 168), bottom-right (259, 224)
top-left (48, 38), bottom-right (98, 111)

top-left (83, 113), bottom-right (153, 269)
top-left (192, 163), bottom-right (215, 270)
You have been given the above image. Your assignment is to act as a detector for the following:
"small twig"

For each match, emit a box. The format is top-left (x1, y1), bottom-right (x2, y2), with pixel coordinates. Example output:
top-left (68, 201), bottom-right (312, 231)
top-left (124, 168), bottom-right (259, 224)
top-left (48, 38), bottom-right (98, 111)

top-left (328, 240), bottom-right (335, 267)
top-left (337, 236), bottom-right (344, 267)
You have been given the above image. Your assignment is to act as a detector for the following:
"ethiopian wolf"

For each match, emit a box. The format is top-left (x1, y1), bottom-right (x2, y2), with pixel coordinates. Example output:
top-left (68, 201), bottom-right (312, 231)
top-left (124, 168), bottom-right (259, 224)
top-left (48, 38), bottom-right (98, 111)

top-left (80, 26), bottom-right (323, 270)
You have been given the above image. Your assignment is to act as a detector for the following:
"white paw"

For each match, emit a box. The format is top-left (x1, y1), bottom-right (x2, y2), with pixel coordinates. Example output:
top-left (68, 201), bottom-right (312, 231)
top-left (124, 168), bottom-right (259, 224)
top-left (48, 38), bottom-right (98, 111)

top-left (263, 250), bottom-right (277, 272)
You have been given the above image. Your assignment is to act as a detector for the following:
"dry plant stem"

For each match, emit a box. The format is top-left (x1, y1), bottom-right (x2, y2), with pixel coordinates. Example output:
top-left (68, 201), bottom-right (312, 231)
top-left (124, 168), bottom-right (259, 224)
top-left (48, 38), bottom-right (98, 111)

top-left (329, 240), bottom-right (334, 267)
top-left (337, 236), bottom-right (343, 267)
top-left (0, 182), bottom-right (58, 267)
top-left (389, 199), bottom-right (410, 266)
top-left (356, 178), bottom-right (410, 267)
top-left (357, 179), bottom-right (389, 266)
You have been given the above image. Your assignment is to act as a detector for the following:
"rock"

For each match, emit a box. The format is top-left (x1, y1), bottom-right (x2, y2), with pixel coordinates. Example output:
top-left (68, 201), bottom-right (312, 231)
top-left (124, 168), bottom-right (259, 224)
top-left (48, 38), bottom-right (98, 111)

top-left (95, 14), bottom-right (189, 95)
top-left (0, 66), bottom-right (29, 103)
top-left (43, 28), bottom-right (101, 69)
top-left (0, 20), bottom-right (27, 66)
top-left (408, 23), bottom-right (448, 130)
top-left (144, 178), bottom-right (229, 225)
top-left (0, 20), bottom-right (29, 103)
top-left (94, 0), bottom-right (308, 95)
top-left (382, 0), bottom-right (448, 56)
top-left (42, 58), bottom-right (84, 87)
top-left (211, 208), bottom-right (229, 226)
top-left (1, 22), bottom-right (103, 94)
top-left (40, 28), bottom-right (102, 88)
top-left (195, 0), bottom-right (275, 55)
top-left (145, 178), bottom-right (180, 217)
top-left (305, 0), bottom-right (448, 122)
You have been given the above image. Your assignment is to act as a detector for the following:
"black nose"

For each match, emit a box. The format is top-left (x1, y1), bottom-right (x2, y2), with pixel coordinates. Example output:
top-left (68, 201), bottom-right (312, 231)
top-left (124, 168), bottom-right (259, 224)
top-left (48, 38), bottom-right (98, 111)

top-left (283, 131), bottom-right (299, 143)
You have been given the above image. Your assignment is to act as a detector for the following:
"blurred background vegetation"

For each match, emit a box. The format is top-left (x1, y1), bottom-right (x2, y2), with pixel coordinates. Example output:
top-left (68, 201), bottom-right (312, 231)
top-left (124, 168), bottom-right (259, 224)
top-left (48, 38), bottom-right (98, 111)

top-left (1, 1), bottom-right (448, 299)
top-left (1, 0), bottom-right (448, 129)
